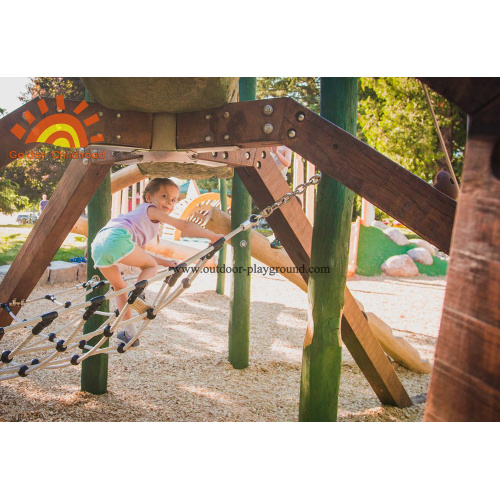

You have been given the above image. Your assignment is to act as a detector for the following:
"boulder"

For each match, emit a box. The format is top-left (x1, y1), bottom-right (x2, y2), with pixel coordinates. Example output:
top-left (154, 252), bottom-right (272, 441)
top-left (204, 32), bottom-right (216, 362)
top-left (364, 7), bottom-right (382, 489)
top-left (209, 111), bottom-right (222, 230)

top-left (409, 238), bottom-right (436, 256)
top-left (381, 255), bottom-right (419, 277)
top-left (371, 220), bottom-right (387, 230)
top-left (383, 227), bottom-right (410, 246)
top-left (48, 261), bottom-right (79, 284)
top-left (407, 247), bottom-right (434, 266)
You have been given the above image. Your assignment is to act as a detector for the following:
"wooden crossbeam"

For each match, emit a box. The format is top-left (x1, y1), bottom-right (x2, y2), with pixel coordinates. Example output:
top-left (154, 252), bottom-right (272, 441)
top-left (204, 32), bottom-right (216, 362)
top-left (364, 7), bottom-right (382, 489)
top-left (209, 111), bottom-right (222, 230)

top-left (236, 148), bottom-right (412, 408)
top-left (0, 153), bottom-right (121, 330)
top-left (177, 98), bottom-right (456, 253)
top-left (0, 97), bottom-right (153, 170)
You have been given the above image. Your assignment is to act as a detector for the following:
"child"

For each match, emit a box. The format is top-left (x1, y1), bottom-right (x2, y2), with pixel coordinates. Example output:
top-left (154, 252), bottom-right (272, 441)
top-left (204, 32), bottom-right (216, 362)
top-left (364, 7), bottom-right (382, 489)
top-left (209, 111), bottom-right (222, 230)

top-left (91, 178), bottom-right (224, 346)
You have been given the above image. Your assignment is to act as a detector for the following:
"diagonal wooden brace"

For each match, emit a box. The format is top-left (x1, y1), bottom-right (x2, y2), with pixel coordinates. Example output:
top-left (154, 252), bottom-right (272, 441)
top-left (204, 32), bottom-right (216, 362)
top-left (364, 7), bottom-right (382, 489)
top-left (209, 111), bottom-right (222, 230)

top-left (0, 152), bottom-right (124, 330)
top-left (236, 148), bottom-right (412, 408)
top-left (177, 97), bottom-right (456, 253)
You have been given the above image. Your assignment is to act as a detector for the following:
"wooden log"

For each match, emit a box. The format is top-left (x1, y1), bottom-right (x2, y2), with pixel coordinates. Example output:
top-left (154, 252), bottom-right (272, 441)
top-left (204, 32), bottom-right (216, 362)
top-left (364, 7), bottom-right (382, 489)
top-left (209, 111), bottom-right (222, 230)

top-left (111, 164), bottom-right (146, 194)
top-left (425, 104), bottom-right (500, 421)
top-left (176, 97), bottom-right (456, 253)
top-left (0, 155), bottom-right (115, 328)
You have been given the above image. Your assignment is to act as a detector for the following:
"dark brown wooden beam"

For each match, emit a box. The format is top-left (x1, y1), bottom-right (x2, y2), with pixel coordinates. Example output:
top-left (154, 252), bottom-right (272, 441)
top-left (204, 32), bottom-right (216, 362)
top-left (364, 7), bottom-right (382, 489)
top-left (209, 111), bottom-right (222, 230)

top-left (0, 152), bottom-right (121, 329)
top-left (238, 149), bottom-right (412, 408)
top-left (177, 98), bottom-right (456, 253)
top-left (418, 77), bottom-right (500, 115)
top-left (425, 99), bottom-right (500, 421)
top-left (0, 97), bottom-right (153, 169)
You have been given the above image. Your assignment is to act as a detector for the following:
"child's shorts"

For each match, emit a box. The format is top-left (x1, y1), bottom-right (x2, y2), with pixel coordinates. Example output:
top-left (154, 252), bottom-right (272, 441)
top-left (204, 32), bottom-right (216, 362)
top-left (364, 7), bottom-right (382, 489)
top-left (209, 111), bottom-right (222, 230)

top-left (91, 228), bottom-right (135, 268)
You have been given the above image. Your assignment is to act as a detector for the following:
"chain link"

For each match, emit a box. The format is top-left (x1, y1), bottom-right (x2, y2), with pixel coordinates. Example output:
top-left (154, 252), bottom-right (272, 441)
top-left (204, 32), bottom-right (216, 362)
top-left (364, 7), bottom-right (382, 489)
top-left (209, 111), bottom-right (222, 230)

top-left (253, 172), bottom-right (322, 222)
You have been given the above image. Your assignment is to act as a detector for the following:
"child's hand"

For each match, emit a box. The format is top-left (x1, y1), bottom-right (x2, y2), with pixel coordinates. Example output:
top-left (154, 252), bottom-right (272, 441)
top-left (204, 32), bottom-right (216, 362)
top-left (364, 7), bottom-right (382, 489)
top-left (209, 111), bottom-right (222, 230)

top-left (210, 234), bottom-right (224, 244)
top-left (165, 259), bottom-right (179, 267)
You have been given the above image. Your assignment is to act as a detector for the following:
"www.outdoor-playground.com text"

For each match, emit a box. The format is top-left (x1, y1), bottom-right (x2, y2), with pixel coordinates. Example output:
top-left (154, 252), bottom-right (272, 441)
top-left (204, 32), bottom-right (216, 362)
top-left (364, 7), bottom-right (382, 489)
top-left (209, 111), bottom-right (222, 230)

top-left (180, 264), bottom-right (330, 276)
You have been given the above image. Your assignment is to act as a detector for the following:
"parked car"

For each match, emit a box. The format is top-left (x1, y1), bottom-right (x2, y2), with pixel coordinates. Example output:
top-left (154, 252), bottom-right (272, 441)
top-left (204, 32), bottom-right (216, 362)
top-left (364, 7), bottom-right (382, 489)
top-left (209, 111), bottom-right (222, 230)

top-left (16, 213), bottom-right (39, 224)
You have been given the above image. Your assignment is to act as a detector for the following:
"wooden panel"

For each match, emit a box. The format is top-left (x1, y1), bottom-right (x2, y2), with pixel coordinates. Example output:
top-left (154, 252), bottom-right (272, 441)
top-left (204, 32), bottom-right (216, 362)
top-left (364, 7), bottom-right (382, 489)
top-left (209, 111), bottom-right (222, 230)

top-left (177, 98), bottom-right (456, 253)
top-left (425, 114), bottom-right (500, 421)
top-left (305, 161), bottom-right (316, 223)
top-left (0, 155), bottom-right (115, 330)
top-left (419, 77), bottom-right (500, 115)
top-left (239, 150), bottom-right (412, 407)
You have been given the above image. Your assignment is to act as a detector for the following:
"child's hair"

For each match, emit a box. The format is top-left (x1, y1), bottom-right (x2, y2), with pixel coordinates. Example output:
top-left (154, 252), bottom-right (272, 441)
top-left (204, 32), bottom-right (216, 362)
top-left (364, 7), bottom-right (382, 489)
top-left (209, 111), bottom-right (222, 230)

top-left (142, 178), bottom-right (179, 202)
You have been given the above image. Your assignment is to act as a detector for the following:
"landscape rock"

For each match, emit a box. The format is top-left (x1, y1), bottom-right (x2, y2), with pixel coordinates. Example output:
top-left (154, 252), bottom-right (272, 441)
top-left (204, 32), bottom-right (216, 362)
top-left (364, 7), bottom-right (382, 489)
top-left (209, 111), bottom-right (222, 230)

top-left (407, 247), bottom-right (434, 266)
top-left (371, 220), bottom-right (387, 230)
top-left (409, 238), bottom-right (436, 256)
top-left (48, 261), bottom-right (79, 284)
top-left (383, 227), bottom-right (410, 246)
top-left (77, 263), bottom-right (87, 281)
top-left (381, 254), bottom-right (419, 277)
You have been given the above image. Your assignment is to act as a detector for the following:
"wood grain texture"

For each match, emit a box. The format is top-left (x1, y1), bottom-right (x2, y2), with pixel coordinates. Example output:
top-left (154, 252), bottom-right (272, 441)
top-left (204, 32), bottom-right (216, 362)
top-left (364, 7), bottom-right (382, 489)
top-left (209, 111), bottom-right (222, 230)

top-left (176, 98), bottom-right (456, 253)
top-left (0, 156), bottom-right (115, 329)
top-left (239, 150), bottom-right (411, 407)
top-left (425, 115), bottom-right (500, 421)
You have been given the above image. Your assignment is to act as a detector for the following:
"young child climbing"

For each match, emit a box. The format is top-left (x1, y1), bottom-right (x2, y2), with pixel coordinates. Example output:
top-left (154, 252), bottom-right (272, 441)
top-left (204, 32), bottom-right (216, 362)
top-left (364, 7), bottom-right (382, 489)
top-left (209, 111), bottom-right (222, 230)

top-left (91, 177), bottom-right (224, 346)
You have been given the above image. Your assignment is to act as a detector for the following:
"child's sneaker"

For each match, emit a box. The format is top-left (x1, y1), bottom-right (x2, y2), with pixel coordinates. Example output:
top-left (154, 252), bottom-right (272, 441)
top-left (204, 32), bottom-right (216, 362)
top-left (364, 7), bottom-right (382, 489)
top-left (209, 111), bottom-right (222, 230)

top-left (270, 238), bottom-right (283, 249)
top-left (117, 325), bottom-right (140, 347)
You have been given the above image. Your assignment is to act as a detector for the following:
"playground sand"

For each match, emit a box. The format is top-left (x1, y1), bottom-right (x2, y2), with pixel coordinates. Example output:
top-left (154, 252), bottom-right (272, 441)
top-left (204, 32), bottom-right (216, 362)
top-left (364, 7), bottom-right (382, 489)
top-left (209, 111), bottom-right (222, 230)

top-left (0, 266), bottom-right (445, 422)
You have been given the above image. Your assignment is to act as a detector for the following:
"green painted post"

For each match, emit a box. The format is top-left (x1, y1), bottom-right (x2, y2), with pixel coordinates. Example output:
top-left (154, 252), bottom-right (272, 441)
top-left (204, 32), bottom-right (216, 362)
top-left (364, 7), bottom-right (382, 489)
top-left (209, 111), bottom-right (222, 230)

top-left (299, 77), bottom-right (358, 421)
top-left (227, 77), bottom-right (255, 369)
top-left (81, 90), bottom-right (111, 394)
top-left (216, 178), bottom-right (228, 295)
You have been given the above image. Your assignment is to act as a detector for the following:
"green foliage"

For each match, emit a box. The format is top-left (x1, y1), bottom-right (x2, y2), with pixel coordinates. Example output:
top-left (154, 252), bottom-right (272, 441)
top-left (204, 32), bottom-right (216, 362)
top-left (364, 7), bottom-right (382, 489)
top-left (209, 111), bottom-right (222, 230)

top-left (0, 179), bottom-right (30, 214)
top-left (258, 77), bottom-right (320, 112)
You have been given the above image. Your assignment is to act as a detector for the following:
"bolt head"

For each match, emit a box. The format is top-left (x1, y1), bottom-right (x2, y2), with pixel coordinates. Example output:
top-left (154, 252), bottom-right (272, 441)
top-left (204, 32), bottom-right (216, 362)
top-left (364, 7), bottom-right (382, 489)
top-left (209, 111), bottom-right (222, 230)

top-left (240, 240), bottom-right (248, 248)
top-left (98, 111), bottom-right (104, 117)
top-left (263, 123), bottom-right (274, 135)
top-left (263, 104), bottom-right (274, 116)
top-left (223, 152), bottom-right (228, 159)
top-left (116, 113), bottom-right (121, 118)
top-left (256, 161), bottom-right (262, 169)
top-left (261, 151), bottom-right (267, 159)
top-left (287, 129), bottom-right (297, 139)
top-left (223, 111), bottom-right (230, 118)
top-left (205, 135), bottom-right (212, 142)
top-left (83, 158), bottom-right (89, 165)
top-left (224, 134), bottom-right (230, 140)
top-left (205, 114), bottom-right (212, 120)
top-left (57, 108), bottom-right (63, 113)
top-left (212, 152), bottom-right (218, 158)
top-left (92, 149), bottom-right (98, 155)
top-left (296, 112), bottom-right (305, 122)
top-left (245, 152), bottom-right (251, 160)
top-left (116, 135), bottom-right (121, 140)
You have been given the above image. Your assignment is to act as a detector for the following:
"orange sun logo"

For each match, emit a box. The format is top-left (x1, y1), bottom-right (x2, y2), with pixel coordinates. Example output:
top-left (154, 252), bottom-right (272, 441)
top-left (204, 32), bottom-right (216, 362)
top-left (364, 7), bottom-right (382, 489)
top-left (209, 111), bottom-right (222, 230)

top-left (10, 96), bottom-right (104, 148)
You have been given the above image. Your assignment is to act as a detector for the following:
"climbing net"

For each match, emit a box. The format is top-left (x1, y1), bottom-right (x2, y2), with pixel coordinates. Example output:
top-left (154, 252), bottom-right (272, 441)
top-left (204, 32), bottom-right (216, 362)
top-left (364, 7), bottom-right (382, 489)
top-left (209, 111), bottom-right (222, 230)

top-left (0, 173), bottom-right (321, 382)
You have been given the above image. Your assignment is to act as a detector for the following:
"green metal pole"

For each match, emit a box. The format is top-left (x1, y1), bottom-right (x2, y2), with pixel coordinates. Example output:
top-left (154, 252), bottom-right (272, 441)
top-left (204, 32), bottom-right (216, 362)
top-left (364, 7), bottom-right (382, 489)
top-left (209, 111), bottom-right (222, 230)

top-left (299, 77), bottom-right (358, 421)
top-left (81, 89), bottom-right (111, 394)
top-left (216, 178), bottom-right (228, 295)
top-left (228, 77), bottom-right (255, 369)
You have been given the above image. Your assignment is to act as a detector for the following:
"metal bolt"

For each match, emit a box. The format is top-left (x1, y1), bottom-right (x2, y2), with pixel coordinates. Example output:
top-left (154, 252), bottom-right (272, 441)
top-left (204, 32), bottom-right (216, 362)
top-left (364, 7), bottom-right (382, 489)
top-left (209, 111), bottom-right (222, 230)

top-left (212, 152), bottom-right (218, 158)
top-left (263, 104), bottom-right (273, 116)
top-left (205, 135), bottom-right (212, 142)
top-left (261, 151), bottom-right (267, 159)
top-left (296, 112), bottom-right (305, 122)
top-left (263, 123), bottom-right (274, 135)
top-left (98, 111), bottom-right (104, 117)
top-left (245, 152), bottom-right (251, 160)
top-left (92, 149), bottom-right (98, 155)
top-left (83, 158), bottom-right (89, 165)
top-left (240, 240), bottom-right (248, 248)
top-left (79, 148), bottom-right (85, 153)
top-left (205, 114), bottom-right (212, 120)
top-left (224, 134), bottom-right (230, 140)
top-left (333, 143), bottom-right (339, 150)
top-left (222, 152), bottom-right (228, 159)
top-left (116, 113), bottom-right (121, 118)
top-left (287, 129), bottom-right (297, 139)
top-left (223, 111), bottom-right (230, 118)
top-left (256, 161), bottom-right (261, 169)
top-left (116, 135), bottom-right (121, 140)
top-left (57, 108), bottom-right (63, 113)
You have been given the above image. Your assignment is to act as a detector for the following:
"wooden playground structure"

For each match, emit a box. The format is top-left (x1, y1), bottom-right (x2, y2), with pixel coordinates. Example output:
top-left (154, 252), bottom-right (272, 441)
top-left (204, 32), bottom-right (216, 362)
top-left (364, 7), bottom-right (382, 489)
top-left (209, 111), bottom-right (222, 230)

top-left (0, 77), bottom-right (498, 421)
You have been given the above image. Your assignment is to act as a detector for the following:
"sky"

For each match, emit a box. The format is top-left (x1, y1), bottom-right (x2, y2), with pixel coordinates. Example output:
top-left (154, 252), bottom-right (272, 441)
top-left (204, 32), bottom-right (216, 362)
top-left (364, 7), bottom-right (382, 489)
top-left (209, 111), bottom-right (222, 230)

top-left (0, 77), bottom-right (31, 113)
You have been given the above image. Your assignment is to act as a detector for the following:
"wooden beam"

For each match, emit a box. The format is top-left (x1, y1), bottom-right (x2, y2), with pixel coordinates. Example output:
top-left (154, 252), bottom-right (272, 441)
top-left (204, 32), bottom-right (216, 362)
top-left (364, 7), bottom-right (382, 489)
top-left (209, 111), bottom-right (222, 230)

top-left (177, 98), bottom-right (456, 253)
top-left (0, 153), bottom-right (118, 330)
top-left (238, 148), bottom-right (412, 408)
top-left (425, 100), bottom-right (500, 421)
top-left (418, 77), bottom-right (500, 115)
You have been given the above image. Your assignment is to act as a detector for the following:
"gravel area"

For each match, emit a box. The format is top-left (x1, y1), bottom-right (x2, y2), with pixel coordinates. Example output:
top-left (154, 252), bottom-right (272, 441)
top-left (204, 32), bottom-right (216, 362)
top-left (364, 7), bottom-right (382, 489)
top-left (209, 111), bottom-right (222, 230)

top-left (0, 266), bottom-right (446, 422)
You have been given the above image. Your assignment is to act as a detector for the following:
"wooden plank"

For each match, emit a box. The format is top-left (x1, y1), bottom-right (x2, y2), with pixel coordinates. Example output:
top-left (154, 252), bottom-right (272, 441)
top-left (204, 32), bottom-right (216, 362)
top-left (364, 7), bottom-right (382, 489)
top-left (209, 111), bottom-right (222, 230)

top-left (425, 107), bottom-right (500, 421)
top-left (0, 154), bottom-right (116, 329)
top-left (238, 148), bottom-right (412, 408)
top-left (176, 98), bottom-right (456, 253)
top-left (418, 77), bottom-right (500, 115)
top-left (305, 160), bottom-right (316, 223)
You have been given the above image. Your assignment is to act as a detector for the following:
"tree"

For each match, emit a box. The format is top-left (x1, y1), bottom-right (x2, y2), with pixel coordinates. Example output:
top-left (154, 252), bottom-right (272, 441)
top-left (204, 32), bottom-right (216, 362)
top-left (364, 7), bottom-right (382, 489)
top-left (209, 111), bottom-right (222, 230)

top-left (258, 77), bottom-right (320, 112)
top-left (0, 179), bottom-right (30, 213)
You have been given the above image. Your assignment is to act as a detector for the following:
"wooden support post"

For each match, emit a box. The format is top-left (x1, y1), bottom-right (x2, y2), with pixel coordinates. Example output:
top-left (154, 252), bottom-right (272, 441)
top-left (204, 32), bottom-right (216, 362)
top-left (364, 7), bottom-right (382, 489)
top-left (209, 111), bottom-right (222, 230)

top-left (238, 149), bottom-right (412, 409)
top-left (216, 178), bottom-right (228, 295)
top-left (305, 160), bottom-right (316, 223)
top-left (425, 100), bottom-right (500, 421)
top-left (227, 77), bottom-right (255, 369)
top-left (0, 155), bottom-right (116, 328)
top-left (81, 172), bottom-right (111, 394)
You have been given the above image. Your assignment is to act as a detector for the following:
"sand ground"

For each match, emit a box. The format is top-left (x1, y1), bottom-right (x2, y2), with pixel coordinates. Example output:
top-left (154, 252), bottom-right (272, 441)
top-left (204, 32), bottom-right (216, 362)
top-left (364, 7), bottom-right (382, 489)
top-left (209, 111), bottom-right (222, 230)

top-left (0, 265), bottom-right (445, 422)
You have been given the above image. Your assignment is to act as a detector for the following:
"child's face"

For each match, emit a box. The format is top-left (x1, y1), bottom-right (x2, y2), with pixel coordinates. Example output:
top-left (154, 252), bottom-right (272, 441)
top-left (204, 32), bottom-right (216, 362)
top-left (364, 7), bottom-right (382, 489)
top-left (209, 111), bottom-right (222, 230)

top-left (146, 185), bottom-right (179, 214)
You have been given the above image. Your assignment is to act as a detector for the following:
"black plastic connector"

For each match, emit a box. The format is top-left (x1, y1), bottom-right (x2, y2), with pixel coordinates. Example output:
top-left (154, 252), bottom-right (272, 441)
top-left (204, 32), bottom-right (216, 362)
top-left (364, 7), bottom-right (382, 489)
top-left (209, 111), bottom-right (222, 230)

top-left (1, 350), bottom-right (12, 364)
top-left (64, 301), bottom-right (71, 308)
top-left (82, 295), bottom-right (106, 320)
top-left (115, 308), bottom-right (120, 317)
top-left (205, 237), bottom-right (226, 260)
top-left (56, 340), bottom-right (67, 352)
top-left (0, 327), bottom-right (4, 342)
top-left (18, 365), bottom-right (29, 377)
top-left (146, 309), bottom-right (156, 320)
top-left (31, 359), bottom-right (40, 366)
top-left (182, 278), bottom-right (191, 289)
top-left (45, 294), bottom-right (56, 302)
top-left (70, 354), bottom-right (80, 365)
top-left (78, 339), bottom-right (87, 350)
top-left (92, 280), bottom-right (106, 292)
top-left (169, 263), bottom-right (187, 287)
top-left (249, 214), bottom-right (259, 223)
top-left (48, 332), bottom-right (56, 342)
top-left (117, 343), bottom-right (126, 354)
top-left (127, 280), bottom-right (148, 304)
top-left (103, 325), bottom-right (113, 338)
top-left (32, 311), bottom-right (59, 335)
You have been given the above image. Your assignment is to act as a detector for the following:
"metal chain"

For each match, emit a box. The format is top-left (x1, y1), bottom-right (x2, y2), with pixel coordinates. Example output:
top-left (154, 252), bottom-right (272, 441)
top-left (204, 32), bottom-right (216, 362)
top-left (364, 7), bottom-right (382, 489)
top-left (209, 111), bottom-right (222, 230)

top-left (253, 172), bottom-right (322, 221)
